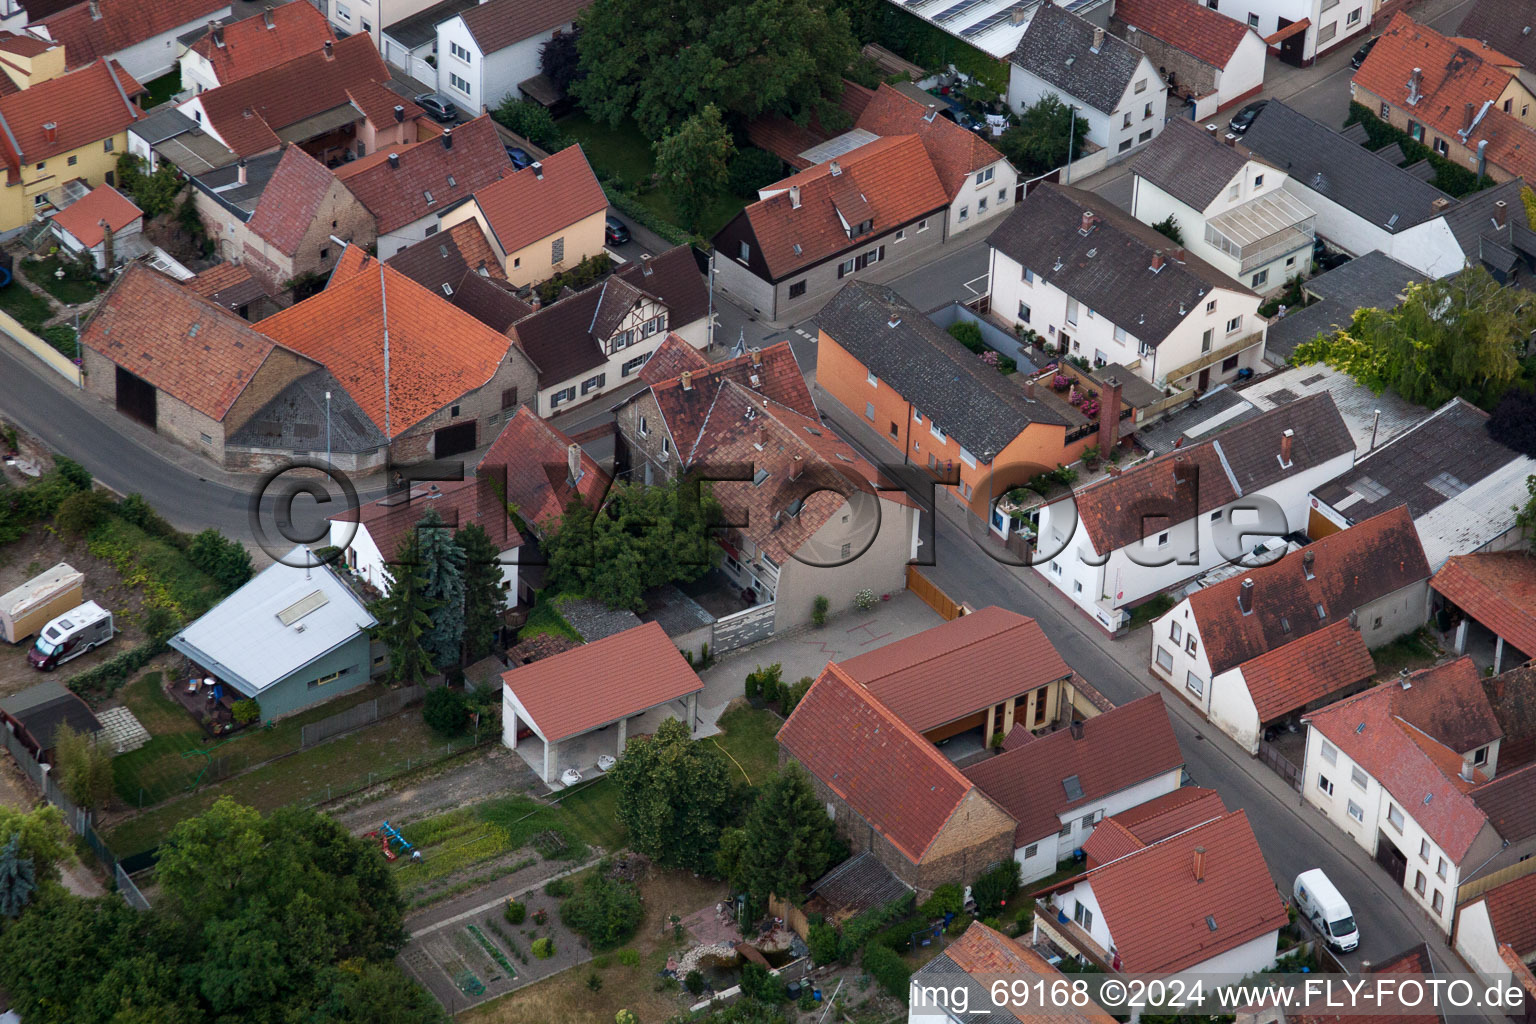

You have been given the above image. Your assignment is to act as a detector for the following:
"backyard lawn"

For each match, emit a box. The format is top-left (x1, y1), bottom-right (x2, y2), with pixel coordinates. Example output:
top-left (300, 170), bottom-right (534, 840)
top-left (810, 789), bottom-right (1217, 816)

top-left (0, 278), bottom-right (54, 332)
top-left (31, 254), bottom-right (106, 305)
top-left (1370, 627), bottom-right (1443, 679)
top-left (552, 776), bottom-right (624, 851)
top-left (138, 70), bottom-right (182, 110)
top-left (710, 705), bottom-right (781, 786)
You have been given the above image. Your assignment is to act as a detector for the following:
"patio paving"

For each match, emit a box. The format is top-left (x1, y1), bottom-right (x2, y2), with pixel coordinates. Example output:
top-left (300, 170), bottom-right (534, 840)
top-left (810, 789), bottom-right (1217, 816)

top-left (682, 902), bottom-right (742, 946)
top-left (95, 706), bottom-right (150, 754)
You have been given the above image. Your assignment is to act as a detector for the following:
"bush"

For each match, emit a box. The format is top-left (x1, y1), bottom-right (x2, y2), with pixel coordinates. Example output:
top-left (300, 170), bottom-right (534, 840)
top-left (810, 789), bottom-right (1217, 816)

top-left (231, 699), bottom-right (261, 725)
top-left (739, 962), bottom-right (787, 1003)
top-left (422, 686), bottom-right (471, 736)
top-left (41, 325), bottom-right (78, 359)
top-left (728, 147), bottom-right (785, 197)
top-left (66, 636), bottom-right (167, 701)
top-left (187, 529), bottom-right (253, 592)
top-left (780, 676), bottom-right (813, 716)
top-left (534, 252), bottom-right (613, 305)
top-left (745, 663), bottom-right (782, 702)
top-left (143, 604), bottom-right (180, 639)
top-left (811, 594), bottom-right (829, 627)
top-left (808, 921), bottom-right (838, 965)
top-left (971, 858), bottom-right (1021, 919)
top-left (505, 898), bottom-right (526, 924)
top-left (1343, 103), bottom-right (1489, 196)
top-left (837, 892), bottom-right (915, 961)
top-left (545, 877), bottom-right (574, 898)
top-left (561, 874), bottom-right (643, 949)
top-left (617, 948), bottom-right (640, 967)
top-left (683, 969), bottom-right (705, 995)
top-left (116, 493), bottom-right (179, 543)
top-left (854, 588), bottom-right (877, 610)
top-left (862, 943), bottom-right (911, 1002)
top-left (920, 884), bottom-right (964, 919)
top-left (947, 320), bottom-right (986, 354)
top-left (531, 937), bottom-right (554, 959)
top-left (53, 489), bottom-right (112, 537)
top-left (492, 96), bottom-right (567, 152)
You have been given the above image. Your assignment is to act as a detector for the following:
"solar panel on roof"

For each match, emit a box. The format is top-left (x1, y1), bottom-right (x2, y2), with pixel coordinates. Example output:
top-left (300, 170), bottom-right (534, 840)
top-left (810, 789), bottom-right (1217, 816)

top-left (277, 589), bottom-right (329, 626)
top-left (961, 2), bottom-right (1034, 36)
top-left (935, 0), bottom-right (988, 22)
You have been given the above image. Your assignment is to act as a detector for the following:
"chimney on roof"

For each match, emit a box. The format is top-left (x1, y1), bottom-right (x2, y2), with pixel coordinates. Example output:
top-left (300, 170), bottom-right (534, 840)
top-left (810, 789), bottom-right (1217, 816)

top-left (1010, 5), bottom-right (1029, 23)
top-left (1025, 377), bottom-right (1036, 399)
top-left (1080, 210), bottom-right (1097, 234)
top-left (530, 293), bottom-right (541, 311)
top-left (87, 0), bottom-right (100, 19)
top-left (212, 22), bottom-right (225, 47)
top-left (1408, 67), bottom-right (1423, 104)
top-left (790, 455), bottom-right (803, 482)
top-left (323, 39), bottom-right (334, 59)
top-left (1098, 376), bottom-right (1122, 455)
top-left (1496, 199), bottom-right (1509, 228)
top-left (393, 104), bottom-right (405, 123)
top-left (442, 128), bottom-right (453, 150)
top-left (567, 443), bottom-right (582, 488)
top-left (789, 185), bottom-right (801, 209)
top-left (1303, 548), bottom-right (1315, 579)
top-left (1069, 719), bottom-right (1084, 740)
top-left (1238, 577), bottom-right (1254, 615)
top-left (1464, 102), bottom-right (1476, 134)
top-left (830, 160), bottom-right (842, 177)
top-left (1461, 756), bottom-right (1477, 782)
top-left (1432, 196), bottom-right (1451, 212)
top-left (1172, 455), bottom-right (1190, 485)
top-left (237, 157), bottom-right (247, 185)
top-left (1280, 428), bottom-right (1294, 468)
top-left (640, 253), bottom-right (653, 276)
top-left (1193, 846), bottom-right (1206, 882)
top-left (1349, 609), bottom-right (1360, 630)
top-left (1400, 667), bottom-right (1413, 689)
top-left (681, 370), bottom-right (693, 391)
top-left (1151, 250), bottom-right (1165, 272)
top-left (531, 161), bottom-right (543, 180)
top-left (756, 423), bottom-right (767, 449)
top-left (1224, 132), bottom-right (1237, 148)
top-left (1092, 25), bottom-right (1105, 52)
top-left (263, 5), bottom-right (275, 28)
top-left (750, 347), bottom-right (763, 369)
top-left (387, 152), bottom-right (399, 169)
top-left (42, 122), bottom-right (56, 144)
top-left (1206, 123), bottom-right (1219, 136)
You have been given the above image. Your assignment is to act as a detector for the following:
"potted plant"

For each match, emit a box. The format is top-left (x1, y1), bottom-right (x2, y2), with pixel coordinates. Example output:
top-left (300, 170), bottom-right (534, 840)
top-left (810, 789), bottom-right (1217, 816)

top-left (1051, 374), bottom-right (1070, 392)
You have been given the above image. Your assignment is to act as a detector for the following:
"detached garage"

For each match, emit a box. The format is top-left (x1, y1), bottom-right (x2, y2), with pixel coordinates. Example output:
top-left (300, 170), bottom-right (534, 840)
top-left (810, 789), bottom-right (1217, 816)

top-left (502, 621), bottom-right (704, 786)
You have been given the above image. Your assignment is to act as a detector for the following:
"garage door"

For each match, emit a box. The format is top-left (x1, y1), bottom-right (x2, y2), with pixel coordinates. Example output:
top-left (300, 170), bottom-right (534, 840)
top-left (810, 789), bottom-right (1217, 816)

top-left (115, 366), bottom-right (156, 429)
top-left (433, 421), bottom-right (477, 457)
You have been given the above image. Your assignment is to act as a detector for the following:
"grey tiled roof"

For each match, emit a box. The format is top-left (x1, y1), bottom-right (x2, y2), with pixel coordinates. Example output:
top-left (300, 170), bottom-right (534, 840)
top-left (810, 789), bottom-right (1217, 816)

top-left (1133, 117), bottom-right (1250, 211)
top-left (561, 598), bottom-right (643, 643)
top-left (384, 0), bottom-right (479, 49)
top-left (988, 182), bottom-right (1247, 346)
top-left (227, 369), bottom-right (388, 453)
top-left (1239, 101), bottom-right (1452, 234)
top-left (1458, 0), bottom-right (1536, 67)
top-left (1135, 385), bottom-right (1258, 455)
top-left (1010, 4), bottom-right (1146, 115)
top-left (815, 281), bottom-right (1065, 462)
top-left (636, 584), bottom-right (714, 636)
top-left (1264, 252), bottom-right (1421, 361)
top-left (1440, 178), bottom-right (1529, 263)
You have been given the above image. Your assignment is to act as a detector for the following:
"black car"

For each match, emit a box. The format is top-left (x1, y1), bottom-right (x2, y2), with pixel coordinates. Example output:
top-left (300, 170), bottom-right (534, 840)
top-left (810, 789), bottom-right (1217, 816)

top-left (414, 93), bottom-right (459, 123)
top-left (605, 215), bottom-right (630, 246)
top-left (1350, 36), bottom-right (1379, 69)
top-left (505, 146), bottom-right (532, 170)
top-left (1312, 237), bottom-right (1352, 271)
top-left (1227, 100), bottom-right (1267, 136)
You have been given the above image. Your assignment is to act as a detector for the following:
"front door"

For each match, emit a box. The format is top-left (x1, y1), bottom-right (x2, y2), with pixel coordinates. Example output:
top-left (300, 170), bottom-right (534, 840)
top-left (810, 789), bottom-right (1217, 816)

top-left (1375, 834), bottom-right (1408, 886)
top-left (115, 366), bottom-right (156, 429)
top-left (1198, 367), bottom-right (1211, 392)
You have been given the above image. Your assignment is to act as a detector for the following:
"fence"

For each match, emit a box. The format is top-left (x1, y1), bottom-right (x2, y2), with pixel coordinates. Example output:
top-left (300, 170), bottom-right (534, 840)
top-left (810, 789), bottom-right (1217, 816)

top-left (1258, 740), bottom-right (1302, 792)
top-left (712, 602), bottom-right (776, 653)
top-left (301, 684), bottom-right (426, 748)
top-left (0, 306), bottom-right (80, 386)
top-left (1459, 852), bottom-right (1536, 905)
top-left (906, 566), bottom-right (965, 621)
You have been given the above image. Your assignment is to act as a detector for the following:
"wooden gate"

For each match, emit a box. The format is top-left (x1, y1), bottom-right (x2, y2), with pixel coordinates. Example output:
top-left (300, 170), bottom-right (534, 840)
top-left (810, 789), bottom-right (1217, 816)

top-left (115, 366), bottom-right (156, 428)
top-left (433, 421), bottom-right (477, 457)
top-left (907, 566), bottom-right (964, 621)
top-left (1258, 740), bottom-right (1302, 792)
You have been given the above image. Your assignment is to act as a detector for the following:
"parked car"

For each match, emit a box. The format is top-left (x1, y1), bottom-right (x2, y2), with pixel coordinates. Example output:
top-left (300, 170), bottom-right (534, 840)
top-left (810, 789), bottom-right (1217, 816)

top-left (605, 215), bottom-right (630, 245)
top-left (1293, 869), bottom-right (1359, 953)
top-left (414, 93), bottom-right (458, 123)
top-left (1350, 36), bottom-right (1379, 69)
top-left (1313, 237), bottom-right (1352, 271)
top-left (28, 601), bottom-right (113, 671)
top-left (505, 146), bottom-right (532, 170)
top-left (1227, 100), bottom-right (1267, 136)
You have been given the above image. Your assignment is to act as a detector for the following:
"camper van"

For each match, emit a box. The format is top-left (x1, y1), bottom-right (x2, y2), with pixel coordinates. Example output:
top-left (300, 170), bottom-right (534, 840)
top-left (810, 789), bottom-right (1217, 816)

top-left (27, 601), bottom-right (113, 671)
top-left (1293, 869), bottom-right (1359, 953)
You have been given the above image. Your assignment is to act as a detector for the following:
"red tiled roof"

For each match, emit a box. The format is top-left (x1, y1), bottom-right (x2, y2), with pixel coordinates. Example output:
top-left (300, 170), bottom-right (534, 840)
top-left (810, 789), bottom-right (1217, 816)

top-left (840, 606), bottom-right (1072, 734)
top-left (189, 3), bottom-right (334, 86)
top-left (1433, 552), bottom-right (1536, 662)
top-left (334, 476), bottom-right (523, 561)
top-left (185, 260), bottom-right (267, 309)
top-left (637, 332), bottom-right (709, 385)
top-left (941, 922), bottom-right (1120, 1024)
top-left (49, 183), bottom-right (138, 247)
top-left (0, 58), bottom-right (140, 171)
top-left (245, 144), bottom-right (341, 256)
top-left (1354, 13), bottom-right (1536, 179)
top-left (477, 407), bottom-right (610, 532)
top-left (1501, 945), bottom-right (1536, 1004)
top-left (1072, 811), bottom-right (1288, 973)
top-left (1080, 819), bottom-right (1144, 868)
top-left (1185, 505), bottom-right (1430, 676)
top-left (0, 31), bottom-right (58, 58)
top-left (41, 0), bottom-right (226, 69)
top-left (337, 114), bottom-right (509, 234)
top-left (191, 34), bottom-right (398, 158)
top-left (254, 249), bottom-right (511, 438)
top-left (964, 695), bottom-right (1183, 846)
top-left (646, 342), bottom-right (818, 463)
top-left (1082, 787), bottom-right (1227, 864)
top-left (501, 621), bottom-right (701, 742)
top-left (743, 134), bottom-right (950, 280)
top-left (1238, 619), bottom-right (1377, 723)
top-left (746, 81), bottom-right (876, 169)
top-left (1304, 661), bottom-right (1492, 861)
top-left (345, 79), bottom-right (425, 132)
top-left (80, 264), bottom-right (305, 421)
top-left (470, 144), bottom-right (605, 258)
top-left (854, 83), bottom-right (1006, 200)
top-left (458, 0), bottom-right (589, 56)
top-left (1479, 870), bottom-right (1536, 958)
top-left (1113, 0), bottom-right (1254, 68)
top-left (779, 662), bottom-right (983, 864)
top-left (1394, 656), bottom-right (1503, 752)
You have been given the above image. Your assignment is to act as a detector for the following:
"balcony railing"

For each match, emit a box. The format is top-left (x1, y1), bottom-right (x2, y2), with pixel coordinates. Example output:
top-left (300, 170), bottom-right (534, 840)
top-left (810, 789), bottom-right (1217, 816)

top-left (1158, 331), bottom-right (1265, 387)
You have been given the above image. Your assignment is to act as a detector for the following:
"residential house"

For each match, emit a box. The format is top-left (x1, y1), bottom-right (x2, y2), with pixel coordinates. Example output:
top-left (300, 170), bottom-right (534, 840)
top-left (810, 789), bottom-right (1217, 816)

top-left (1309, 398), bottom-right (1536, 571)
top-left (324, 0), bottom-right (441, 48)
top-left (1353, 14), bottom-right (1536, 185)
top-left (126, 104), bottom-right (238, 176)
top-left (1454, 869), bottom-right (1536, 983)
top-left (177, 34), bottom-right (428, 163)
top-left (0, 678), bottom-right (102, 765)
top-left (336, 114), bottom-right (510, 258)
top-left (48, 182), bottom-right (139, 270)
top-left (613, 339), bottom-right (919, 631)
top-left (381, 0), bottom-right (477, 82)
top-left (1149, 505), bottom-right (1432, 753)
top-left (1081, 786), bottom-right (1228, 867)
top-left (1482, 662), bottom-right (1536, 771)
top-left (1035, 393), bottom-right (1357, 632)
top-left (188, 143), bottom-right (376, 298)
top-left (79, 263), bottom-right (322, 464)
top-left (432, 0), bottom-right (588, 113)
top-left (1433, 552), bottom-right (1536, 675)
top-left (184, 261), bottom-right (278, 321)
top-left (1235, 101), bottom-right (1475, 278)
top-left (178, 2), bottom-right (335, 94)
top-left (1439, 177), bottom-right (1536, 288)
top-left (169, 546), bottom-right (378, 722)
top-left (1301, 657), bottom-right (1536, 933)
top-left (711, 135), bottom-right (950, 323)
top-left (779, 662), bottom-right (1018, 896)
top-left (505, 245), bottom-right (707, 414)
top-left (440, 144), bottom-right (606, 288)
top-left (1130, 118), bottom-right (1315, 294)
top-left (1034, 809), bottom-right (1289, 978)
top-left (1109, 0), bottom-right (1267, 120)
top-left (35, 0), bottom-right (229, 81)
top-left (248, 244), bottom-right (540, 463)
top-left (1007, 6), bottom-right (1167, 162)
top-left (909, 920), bottom-right (1121, 1024)
top-left (1459, 0), bottom-right (1536, 69)
top-left (815, 280), bottom-right (1119, 540)
top-left (0, 56), bottom-right (144, 232)
top-left (1202, 0), bottom-right (1369, 65)
top-left (989, 182), bottom-right (1269, 394)
top-left (962, 694), bottom-right (1184, 883)
top-left (1263, 251), bottom-right (1421, 361)
top-left (384, 216), bottom-right (506, 296)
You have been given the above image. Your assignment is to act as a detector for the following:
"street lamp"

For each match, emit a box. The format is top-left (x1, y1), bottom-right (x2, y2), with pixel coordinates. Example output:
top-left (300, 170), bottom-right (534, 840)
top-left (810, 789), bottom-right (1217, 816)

top-left (324, 390), bottom-right (331, 467)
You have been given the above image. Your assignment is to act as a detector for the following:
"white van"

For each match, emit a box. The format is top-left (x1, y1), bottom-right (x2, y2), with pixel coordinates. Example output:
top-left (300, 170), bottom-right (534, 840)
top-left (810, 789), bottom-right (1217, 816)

top-left (28, 601), bottom-right (113, 671)
top-left (1293, 869), bottom-right (1359, 953)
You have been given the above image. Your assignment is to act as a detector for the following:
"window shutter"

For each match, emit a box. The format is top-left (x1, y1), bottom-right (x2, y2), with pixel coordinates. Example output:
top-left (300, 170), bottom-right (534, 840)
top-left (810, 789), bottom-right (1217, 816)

top-left (501, 387), bottom-right (517, 409)
top-left (878, 246), bottom-right (885, 261)
top-left (837, 262), bottom-right (846, 279)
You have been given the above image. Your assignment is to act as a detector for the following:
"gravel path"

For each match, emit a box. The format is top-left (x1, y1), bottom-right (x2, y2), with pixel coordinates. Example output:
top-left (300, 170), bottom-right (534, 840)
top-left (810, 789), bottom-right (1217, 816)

top-left (329, 744), bottom-right (542, 834)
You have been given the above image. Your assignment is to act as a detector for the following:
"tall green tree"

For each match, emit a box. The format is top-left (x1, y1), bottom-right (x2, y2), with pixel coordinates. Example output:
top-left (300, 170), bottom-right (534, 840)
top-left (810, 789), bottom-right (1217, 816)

top-left (456, 522), bottom-right (506, 661)
top-left (0, 804), bottom-right (69, 881)
top-left (53, 724), bottom-right (115, 811)
top-left (414, 507), bottom-right (466, 669)
top-left (1292, 266), bottom-right (1536, 408)
top-left (572, 0), bottom-right (858, 140)
top-left (654, 104), bottom-right (735, 231)
top-left (0, 834), bottom-right (35, 918)
top-left (540, 28), bottom-right (583, 91)
top-left (370, 527), bottom-right (439, 684)
top-left (998, 93), bottom-right (1088, 177)
top-left (608, 718), bottom-right (737, 872)
top-left (730, 765), bottom-right (837, 901)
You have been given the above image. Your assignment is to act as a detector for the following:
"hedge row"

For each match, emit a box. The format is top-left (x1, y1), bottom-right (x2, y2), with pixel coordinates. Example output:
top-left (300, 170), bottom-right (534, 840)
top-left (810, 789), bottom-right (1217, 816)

top-left (67, 635), bottom-right (169, 701)
top-left (1343, 103), bottom-right (1491, 197)
top-left (603, 187), bottom-right (697, 248)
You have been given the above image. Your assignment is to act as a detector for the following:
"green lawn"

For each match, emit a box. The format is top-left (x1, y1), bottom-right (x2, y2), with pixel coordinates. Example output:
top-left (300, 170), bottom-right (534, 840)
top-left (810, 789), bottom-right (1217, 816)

top-left (0, 279), bottom-right (55, 332)
top-left (553, 776), bottom-right (624, 851)
top-left (710, 705), bottom-right (781, 786)
top-left (1370, 627), bottom-right (1443, 680)
top-left (518, 591), bottom-right (581, 643)
top-left (32, 254), bottom-right (105, 305)
top-left (138, 70), bottom-right (182, 110)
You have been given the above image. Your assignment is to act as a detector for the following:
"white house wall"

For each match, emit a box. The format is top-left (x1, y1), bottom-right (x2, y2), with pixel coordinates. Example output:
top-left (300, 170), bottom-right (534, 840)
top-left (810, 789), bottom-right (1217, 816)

top-left (1217, 33), bottom-right (1268, 107)
top-left (101, 8), bottom-right (231, 82)
top-left (1018, 769), bottom-right (1185, 882)
top-left (537, 298), bottom-right (673, 416)
top-left (1212, 0), bottom-right (1367, 61)
top-left (179, 48), bottom-right (219, 94)
top-left (1055, 881), bottom-right (1116, 952)
top-left (436, 18), bottom-right (572, 114)
top-left (1007, 67), bottom-right (1114, 149)
top-left (1279, 179), bottom-right (1465, 279)
top-left (1174, 931), bottom-right (1279, 984)
top-left (331, 522), bottom-right (518, 605)
top-left (1453, 900), bottom-right (1504, 981)
top-left (1006, 60), bottom-right (1167, 161)
top-left (947, 156), bottom-right (1018, 238)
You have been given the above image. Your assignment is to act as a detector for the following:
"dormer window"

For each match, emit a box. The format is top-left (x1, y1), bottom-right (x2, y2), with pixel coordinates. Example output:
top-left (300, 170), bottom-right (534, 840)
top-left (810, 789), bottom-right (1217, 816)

top-left (854, 219), bottom-right (873, 236)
